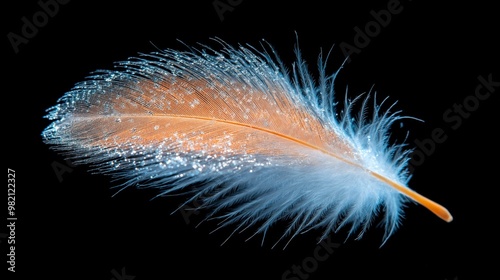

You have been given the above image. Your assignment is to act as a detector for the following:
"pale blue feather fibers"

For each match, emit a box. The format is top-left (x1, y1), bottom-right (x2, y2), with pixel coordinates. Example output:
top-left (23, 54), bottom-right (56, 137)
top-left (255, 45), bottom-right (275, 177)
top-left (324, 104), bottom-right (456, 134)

top-left (42, 38), bottom-right (415, 248)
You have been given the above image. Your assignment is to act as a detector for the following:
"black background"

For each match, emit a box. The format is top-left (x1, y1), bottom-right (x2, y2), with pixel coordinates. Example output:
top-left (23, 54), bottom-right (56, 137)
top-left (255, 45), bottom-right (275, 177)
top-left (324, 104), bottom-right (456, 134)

top-left (4, 0), bottom-right (499, 279)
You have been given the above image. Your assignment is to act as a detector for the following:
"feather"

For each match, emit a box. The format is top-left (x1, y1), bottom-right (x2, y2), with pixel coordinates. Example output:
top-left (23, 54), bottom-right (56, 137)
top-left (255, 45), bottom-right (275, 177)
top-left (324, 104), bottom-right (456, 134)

top-left (42, 38), bottom-right (452, 247)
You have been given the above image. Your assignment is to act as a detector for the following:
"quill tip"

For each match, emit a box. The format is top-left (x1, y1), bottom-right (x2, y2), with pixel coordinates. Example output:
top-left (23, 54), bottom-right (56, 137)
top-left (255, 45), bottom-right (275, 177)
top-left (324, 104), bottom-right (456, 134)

top-left (370, 172), bottom-right (453, 222)
top-left (405, 189), bottom-right (453, 223)
top-left (436, 207), bottom-right (453, 223)
top-left (409, 191), bottom-right (453, 223)
top-left (410, 193), bottom-right (453, 223)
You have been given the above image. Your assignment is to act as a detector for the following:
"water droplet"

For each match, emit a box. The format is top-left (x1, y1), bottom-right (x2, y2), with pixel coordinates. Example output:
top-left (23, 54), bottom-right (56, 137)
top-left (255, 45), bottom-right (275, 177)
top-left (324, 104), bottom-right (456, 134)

top-left (189, 98), bottom-right (200, 108)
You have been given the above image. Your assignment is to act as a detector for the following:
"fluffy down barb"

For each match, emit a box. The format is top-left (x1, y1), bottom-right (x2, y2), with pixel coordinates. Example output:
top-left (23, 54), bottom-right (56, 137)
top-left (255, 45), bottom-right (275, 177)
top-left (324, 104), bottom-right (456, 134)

top-left (42, 38), bottom-right (452, 247)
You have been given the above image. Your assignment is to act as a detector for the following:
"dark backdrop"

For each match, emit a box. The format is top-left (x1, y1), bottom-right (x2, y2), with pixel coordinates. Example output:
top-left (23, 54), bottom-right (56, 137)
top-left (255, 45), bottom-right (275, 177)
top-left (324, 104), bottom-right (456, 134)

top-left (4, 1), bottom-right (498, 279)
